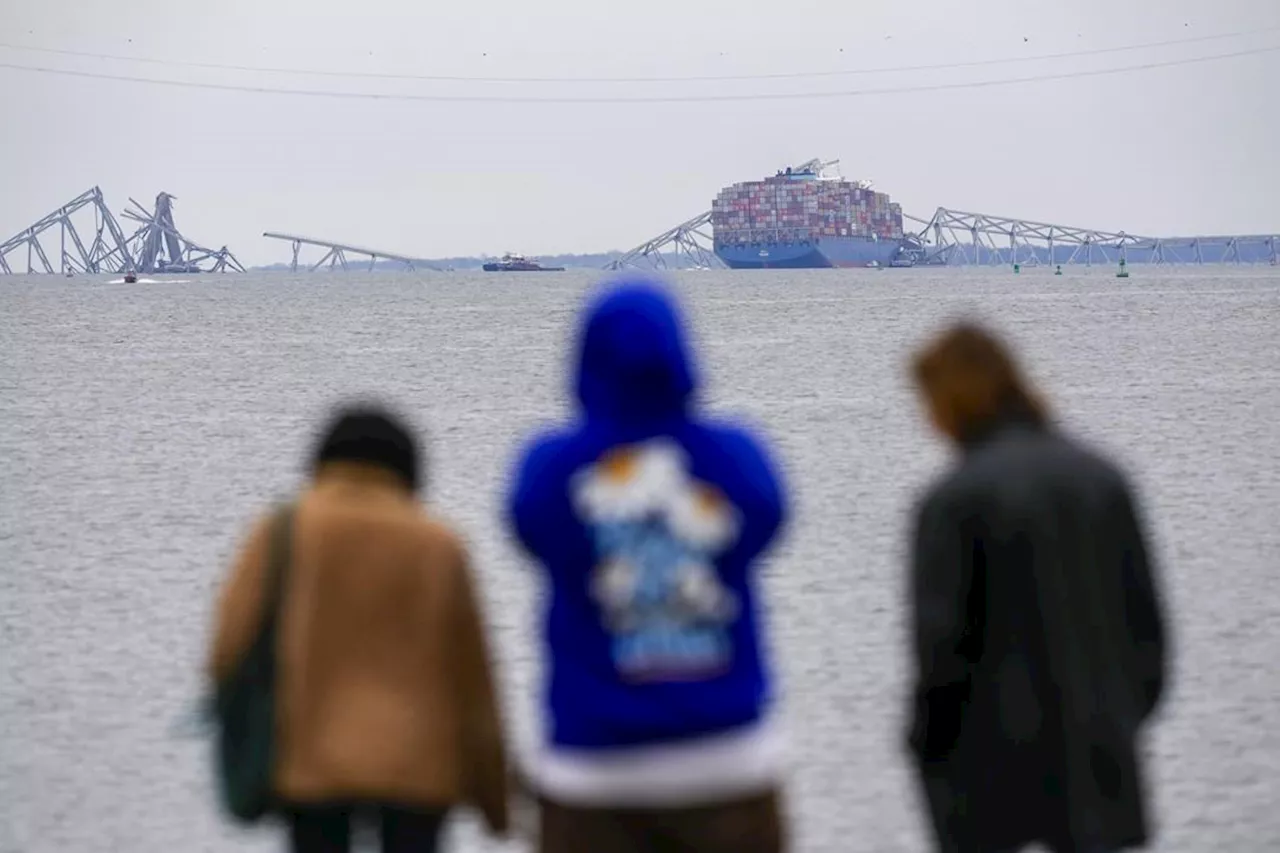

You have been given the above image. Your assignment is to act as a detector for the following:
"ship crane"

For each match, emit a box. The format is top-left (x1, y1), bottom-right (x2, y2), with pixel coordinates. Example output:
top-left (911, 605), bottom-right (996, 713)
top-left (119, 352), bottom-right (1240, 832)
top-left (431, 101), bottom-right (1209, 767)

top-left (791, 158), bottom-right (841, 178)
top-left (790, 157), bottom-right (874, 190)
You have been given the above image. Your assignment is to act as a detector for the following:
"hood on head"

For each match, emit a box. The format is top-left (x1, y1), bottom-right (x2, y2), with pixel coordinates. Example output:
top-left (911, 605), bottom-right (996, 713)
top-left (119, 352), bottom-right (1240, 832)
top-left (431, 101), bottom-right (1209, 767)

top-left (574, 277), bottom-right (698, 421)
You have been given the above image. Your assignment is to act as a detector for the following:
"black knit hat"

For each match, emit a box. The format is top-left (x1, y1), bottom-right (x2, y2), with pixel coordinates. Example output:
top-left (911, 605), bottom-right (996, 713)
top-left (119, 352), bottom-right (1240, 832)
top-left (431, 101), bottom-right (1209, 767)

top-left (312, 404), bottom-right (421, 492)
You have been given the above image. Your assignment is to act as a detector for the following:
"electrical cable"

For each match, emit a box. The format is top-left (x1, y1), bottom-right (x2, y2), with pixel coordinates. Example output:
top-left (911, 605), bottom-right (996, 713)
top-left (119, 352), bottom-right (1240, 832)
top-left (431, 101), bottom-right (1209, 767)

top-left (0, 25), bottom-right (1277, 84)
top-left (0, 43), bottom-right (1274, 103)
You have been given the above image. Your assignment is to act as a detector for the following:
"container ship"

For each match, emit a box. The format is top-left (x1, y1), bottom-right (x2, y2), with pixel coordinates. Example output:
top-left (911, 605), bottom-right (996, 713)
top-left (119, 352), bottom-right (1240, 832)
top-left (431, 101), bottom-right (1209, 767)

top-left (712, 159), bottom-right (909, 269)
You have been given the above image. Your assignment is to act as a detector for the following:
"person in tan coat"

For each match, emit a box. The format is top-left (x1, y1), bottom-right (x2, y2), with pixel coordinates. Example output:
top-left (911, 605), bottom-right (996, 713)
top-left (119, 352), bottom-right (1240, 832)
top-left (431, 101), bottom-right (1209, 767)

top-left (208, 406), bottom-right (509, 853)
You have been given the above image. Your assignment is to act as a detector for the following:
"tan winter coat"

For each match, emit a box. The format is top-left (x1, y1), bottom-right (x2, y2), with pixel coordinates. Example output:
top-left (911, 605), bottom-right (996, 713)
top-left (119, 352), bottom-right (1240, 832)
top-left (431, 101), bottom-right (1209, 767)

top-left (208, 462), bottom-right (508, 834)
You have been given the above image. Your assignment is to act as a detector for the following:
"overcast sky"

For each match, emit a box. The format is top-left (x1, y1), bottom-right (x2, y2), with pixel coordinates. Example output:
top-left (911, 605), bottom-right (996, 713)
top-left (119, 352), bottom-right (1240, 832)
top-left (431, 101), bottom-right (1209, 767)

top-left (1, 0), bottom-right (1277, 266)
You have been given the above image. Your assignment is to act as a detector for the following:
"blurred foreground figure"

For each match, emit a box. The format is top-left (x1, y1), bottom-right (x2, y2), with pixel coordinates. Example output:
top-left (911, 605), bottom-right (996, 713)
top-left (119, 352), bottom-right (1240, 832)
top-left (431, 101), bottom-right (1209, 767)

top-left (509, 279), bottom-right (789, 852)
top-left (209, 406), bottom-right (508, 852)
top-left (907, 325), bottom-right (1168, 853)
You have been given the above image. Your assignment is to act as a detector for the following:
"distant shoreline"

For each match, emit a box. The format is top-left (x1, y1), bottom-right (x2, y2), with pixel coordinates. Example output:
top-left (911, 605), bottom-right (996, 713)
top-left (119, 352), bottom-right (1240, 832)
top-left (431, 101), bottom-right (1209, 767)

top-left (250, 251), bottom-right (631, 272)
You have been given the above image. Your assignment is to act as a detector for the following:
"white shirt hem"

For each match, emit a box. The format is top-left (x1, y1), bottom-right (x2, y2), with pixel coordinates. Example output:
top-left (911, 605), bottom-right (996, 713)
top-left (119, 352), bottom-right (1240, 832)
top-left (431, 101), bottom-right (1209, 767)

top-left (527, 717), bottom-right (787, 808)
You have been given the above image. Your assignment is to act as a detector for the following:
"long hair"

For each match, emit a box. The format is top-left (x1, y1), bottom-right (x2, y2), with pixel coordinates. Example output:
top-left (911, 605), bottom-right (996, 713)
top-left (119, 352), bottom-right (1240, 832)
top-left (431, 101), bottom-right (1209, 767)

top-left (911, 323), bottom-right (1048, 441)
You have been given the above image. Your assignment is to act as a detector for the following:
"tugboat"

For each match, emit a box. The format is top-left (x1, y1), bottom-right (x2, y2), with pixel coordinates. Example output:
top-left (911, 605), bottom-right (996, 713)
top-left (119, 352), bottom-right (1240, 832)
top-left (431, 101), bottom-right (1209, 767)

top-left (482, 252), bottom-right (564, 272)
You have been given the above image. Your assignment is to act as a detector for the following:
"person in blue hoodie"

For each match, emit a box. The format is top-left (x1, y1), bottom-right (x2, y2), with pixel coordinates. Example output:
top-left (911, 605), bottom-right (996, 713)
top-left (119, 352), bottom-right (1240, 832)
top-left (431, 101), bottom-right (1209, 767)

top-left (507, 277), bottom-right (789, 853)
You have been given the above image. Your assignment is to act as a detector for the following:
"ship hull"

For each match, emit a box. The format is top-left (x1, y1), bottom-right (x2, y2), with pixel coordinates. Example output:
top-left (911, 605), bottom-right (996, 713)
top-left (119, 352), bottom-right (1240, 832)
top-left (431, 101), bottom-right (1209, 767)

top-left (715, 236), bottom-right (905, 269)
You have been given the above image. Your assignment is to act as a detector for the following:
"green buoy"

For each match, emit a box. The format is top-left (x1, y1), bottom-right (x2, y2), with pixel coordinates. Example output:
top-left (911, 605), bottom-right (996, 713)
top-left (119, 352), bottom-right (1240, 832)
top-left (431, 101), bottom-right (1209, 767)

top-left (1054, 265), bottom-right (1063, 276)
top-left (1116, 258), bottom-right (1130, 279)
top-left (1013, 263), bottom-right (1021, 274)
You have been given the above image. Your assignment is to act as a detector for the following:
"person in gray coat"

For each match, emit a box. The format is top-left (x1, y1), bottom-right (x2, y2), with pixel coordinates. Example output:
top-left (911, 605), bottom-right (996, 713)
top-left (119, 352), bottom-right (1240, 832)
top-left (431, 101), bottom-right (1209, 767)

top-left (906, 323), bottom-right (1169, 853)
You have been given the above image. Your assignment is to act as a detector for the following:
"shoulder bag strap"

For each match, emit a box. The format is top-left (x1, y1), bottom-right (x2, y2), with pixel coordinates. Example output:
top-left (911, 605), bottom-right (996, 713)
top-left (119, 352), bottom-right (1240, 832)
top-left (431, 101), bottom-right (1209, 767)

top-left (260, 503), bottom-right (297, 639)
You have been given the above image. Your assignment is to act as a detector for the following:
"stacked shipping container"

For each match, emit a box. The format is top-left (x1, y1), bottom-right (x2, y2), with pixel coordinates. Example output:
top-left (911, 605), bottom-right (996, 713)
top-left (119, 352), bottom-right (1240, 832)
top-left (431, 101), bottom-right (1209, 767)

top-left (711, 174), bottom-right (905, 245)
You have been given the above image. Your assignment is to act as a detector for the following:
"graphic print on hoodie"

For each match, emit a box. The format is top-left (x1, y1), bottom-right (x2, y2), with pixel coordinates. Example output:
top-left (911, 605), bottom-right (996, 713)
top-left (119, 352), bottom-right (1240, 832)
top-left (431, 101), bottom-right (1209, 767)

top-left (572, 438), bottom-right (742, 681)
top-left (509, 278), bottom-right (787, 751)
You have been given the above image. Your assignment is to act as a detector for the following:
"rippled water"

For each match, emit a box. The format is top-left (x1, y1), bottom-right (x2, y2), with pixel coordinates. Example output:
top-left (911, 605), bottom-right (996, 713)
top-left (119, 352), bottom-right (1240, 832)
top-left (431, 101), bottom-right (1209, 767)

top-left (2, 267), bottom-right (1278, 852)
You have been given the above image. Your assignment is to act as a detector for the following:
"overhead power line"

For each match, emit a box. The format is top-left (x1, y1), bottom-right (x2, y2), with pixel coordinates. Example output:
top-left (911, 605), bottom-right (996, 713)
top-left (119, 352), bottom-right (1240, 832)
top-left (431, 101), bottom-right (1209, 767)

top-left (0, 26), bottom-right (1277, 84)
top-left (0, 43), bottom-right (1275, 103)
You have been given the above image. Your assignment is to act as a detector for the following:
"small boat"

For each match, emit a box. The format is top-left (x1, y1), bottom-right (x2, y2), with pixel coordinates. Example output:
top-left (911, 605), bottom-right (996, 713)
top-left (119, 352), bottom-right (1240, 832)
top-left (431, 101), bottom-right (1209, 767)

top-left (123, 271), bottom-right (138, 283)
top-left (482, 253), bottom-right (564, 272)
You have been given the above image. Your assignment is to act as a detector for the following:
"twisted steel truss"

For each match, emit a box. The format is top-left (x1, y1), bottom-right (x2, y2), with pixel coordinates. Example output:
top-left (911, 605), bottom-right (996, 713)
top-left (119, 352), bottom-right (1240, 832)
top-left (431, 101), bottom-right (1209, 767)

top-left (0, 187), bottom-right (242, 274)
top-left (908, 208), bottom-right (1278, 267)
top-left (605, 211), bottom-right (722, 271)
top-left (0, 187), bottom-right (134, 274)
top-left (118, 194), bottom-right (244, 273)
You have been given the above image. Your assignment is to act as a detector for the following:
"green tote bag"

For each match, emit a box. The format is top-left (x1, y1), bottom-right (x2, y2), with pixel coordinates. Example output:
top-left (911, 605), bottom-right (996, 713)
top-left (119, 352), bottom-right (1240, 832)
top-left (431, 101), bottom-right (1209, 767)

top-left (213, 504), bottom-right (295, 823)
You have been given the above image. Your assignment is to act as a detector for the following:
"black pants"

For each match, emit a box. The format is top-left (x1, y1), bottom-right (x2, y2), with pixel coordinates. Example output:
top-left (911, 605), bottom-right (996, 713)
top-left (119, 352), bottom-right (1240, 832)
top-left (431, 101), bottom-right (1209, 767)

top-left (285, 803), bottom-right (447, 853)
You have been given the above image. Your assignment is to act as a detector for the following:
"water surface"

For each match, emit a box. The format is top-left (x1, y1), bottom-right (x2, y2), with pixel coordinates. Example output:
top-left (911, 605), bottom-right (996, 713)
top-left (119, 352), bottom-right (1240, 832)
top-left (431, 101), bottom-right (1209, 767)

top-left (2, 267), bottom-right (1277, 852)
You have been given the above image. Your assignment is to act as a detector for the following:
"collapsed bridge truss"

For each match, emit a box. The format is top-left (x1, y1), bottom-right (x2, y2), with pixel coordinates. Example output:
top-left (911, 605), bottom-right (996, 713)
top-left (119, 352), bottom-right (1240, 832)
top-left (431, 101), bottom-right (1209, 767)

top-left (903, 208), bottom-right (1276, 267)
top-left (0, 187), bottom-right (243, 275)
top-left (606, 208), bottom-right (1276, 271)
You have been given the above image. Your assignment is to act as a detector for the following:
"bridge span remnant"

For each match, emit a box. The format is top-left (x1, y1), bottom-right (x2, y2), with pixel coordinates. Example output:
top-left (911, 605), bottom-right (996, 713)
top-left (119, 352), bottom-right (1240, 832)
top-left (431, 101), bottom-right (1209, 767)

top-left (262, 232), bottom-right (442, 272)
top-left (909, 208), bottom-right (1278, 267)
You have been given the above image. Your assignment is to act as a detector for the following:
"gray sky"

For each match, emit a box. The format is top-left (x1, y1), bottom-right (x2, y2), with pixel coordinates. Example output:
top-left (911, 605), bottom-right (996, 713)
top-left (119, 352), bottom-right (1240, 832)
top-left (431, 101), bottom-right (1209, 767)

top-left (2, 0), bottom-right (1277, 266)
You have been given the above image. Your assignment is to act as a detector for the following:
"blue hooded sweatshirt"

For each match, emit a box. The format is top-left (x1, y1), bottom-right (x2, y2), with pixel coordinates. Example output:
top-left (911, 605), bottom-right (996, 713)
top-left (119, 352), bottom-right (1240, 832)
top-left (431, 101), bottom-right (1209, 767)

top-left (508, 278), bottom-right (787, 753)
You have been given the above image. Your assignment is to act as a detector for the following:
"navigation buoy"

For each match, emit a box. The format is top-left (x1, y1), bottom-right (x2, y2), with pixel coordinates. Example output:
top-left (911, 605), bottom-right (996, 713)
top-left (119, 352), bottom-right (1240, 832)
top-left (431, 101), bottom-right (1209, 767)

top-left (1054, 265), bottom-right (1063, 276)
top-left (1013, 263), bottom-right (1021, 274)
top-left (1116, 258), bottom-right (1129, 279)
